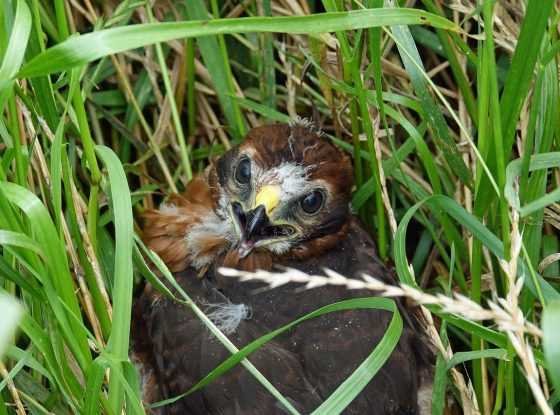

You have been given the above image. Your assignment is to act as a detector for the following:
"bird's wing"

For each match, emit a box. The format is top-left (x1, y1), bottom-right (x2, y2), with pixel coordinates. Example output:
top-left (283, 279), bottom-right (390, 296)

top-left (132, 274), bottom-right (324, 415)
top-left (133, 217), bottom-right (433, 414)
top-left (235, 217), bottom-right (432, 414)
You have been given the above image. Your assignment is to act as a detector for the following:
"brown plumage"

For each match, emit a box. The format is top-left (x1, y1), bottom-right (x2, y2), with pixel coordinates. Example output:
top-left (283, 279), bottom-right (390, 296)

top-left (142, 176), bottom-right (220, 272)
top-left (133, 121), bottom-right (433, 414)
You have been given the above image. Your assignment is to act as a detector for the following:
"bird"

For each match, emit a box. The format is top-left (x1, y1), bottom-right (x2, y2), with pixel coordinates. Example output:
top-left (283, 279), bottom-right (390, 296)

top-left (132, 120), bottom-right (433, 415)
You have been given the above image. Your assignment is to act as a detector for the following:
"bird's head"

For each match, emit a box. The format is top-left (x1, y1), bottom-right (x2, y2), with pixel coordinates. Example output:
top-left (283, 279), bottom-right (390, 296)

top-left (208, 121), bottom-right (354, 262)
top-left (142, 120), bottom-right (355, 272)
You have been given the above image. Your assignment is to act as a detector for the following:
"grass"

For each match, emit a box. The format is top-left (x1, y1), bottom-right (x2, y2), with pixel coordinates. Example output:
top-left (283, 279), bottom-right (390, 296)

top-left (0, 0), bottom-right (560, 414)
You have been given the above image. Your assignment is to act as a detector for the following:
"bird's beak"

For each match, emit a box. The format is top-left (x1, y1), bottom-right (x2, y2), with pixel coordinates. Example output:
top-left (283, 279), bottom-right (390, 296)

top-left (233, 204), bottom-right (271, 258)
top-left (232, 185), bottom-right (291, 259)
top-left (245, 205), bottom-right (268, 240)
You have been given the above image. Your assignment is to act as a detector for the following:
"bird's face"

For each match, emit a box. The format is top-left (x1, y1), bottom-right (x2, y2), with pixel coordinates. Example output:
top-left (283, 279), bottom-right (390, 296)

top-left (210, 122), bottom-right (354, 260)
top-left (218, 149), bottom-right (328, 258)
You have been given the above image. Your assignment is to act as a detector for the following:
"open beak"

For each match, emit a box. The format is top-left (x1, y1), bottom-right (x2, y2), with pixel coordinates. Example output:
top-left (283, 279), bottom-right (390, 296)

top-left (231, 185), bottom-right (293, 258)
top-left (231, 203), bottom-right (270, 258)
top-left (245, 205), bottom-right (268, 240)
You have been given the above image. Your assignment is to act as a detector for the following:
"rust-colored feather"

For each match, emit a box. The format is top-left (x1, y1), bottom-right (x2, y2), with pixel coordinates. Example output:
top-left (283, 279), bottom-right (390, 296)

top-left (142, 175), bottom-right (219, 272)
top-left (221, 249), bottom-right (273, 272)
top-left (289, 222), bottom-right (350, 260)
top-left (242, 123), bottom-right (354, 200)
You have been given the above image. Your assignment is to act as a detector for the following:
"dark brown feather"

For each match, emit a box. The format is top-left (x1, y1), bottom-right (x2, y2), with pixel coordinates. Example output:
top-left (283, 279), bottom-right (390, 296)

top-left (133, 219), bottom-right (432, 414)
top-left (221, 249), bottom-right (274, 272)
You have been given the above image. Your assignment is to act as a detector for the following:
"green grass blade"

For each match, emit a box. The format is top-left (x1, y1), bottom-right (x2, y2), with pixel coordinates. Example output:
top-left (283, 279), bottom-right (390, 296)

top-left (19, 9), bottom-right (458, 78)
top-left (500, 0), bottom-right (554, 154)
top-left (505, 153), bottom-right (560, 216)
top-left (185, 0), bottom-right (246, 141)
top-left (83, 358), bottom-right (108, 415)
top-left (27, 0), bottom-right (59, 130)
top-left (19, 315), bottom-right (81, 407)
top-left (0, 182), bottom-right (92, 368)
top-left (146, 4), bottom-right (193, 179)
top-left (0, 230), bottom-right (44, 255)
top-left (96, 145), bottom-right (134, 414)
top-left (543, 301), bottom-right (560, 394)
top-left (387, 1), bottom-right (471, 187)
top-left (445, 349), bottom-right (508, 370)
top-left (394, 195), bottom-right (560, 302)
top-left (0, 0), bottom-right (31, 98)
top-left (419, 0), bottom-right (477, 125)
top-left (431, 323), bottom-right (449, 415)
top-left (232, 96), bottom-right (291, 123)
top-left (0, 256), bottom-right (42, 299)
top-left (259, 0), bottom-right (276, 109)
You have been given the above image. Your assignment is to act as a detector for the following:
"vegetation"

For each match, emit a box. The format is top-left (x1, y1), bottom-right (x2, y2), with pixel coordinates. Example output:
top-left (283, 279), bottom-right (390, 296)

top-left (0, 0), bottom-right (559, 414)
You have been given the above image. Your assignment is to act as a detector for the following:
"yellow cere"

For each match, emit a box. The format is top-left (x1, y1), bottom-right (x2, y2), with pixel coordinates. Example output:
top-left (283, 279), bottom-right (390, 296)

top-left (255, 185), bottom-right (281, 215)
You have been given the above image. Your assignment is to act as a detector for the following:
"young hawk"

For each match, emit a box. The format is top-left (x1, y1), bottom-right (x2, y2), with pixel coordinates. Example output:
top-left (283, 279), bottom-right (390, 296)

top-left (133, 122), bottom-right (432, 414)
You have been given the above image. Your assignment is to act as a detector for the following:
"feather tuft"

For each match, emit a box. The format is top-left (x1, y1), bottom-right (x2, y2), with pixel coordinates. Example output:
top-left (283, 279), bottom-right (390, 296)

top-left (288, 116), bottom-right (324, 137)
top-left (202, 301), bottom-right (252, 334)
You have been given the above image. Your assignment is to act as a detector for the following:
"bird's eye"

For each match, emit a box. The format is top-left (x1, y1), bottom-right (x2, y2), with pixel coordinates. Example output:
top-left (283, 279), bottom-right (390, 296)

top-left (300, 190), bottom-right (324, 214)
top-left (235, 157), bottom-right (251, 184)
